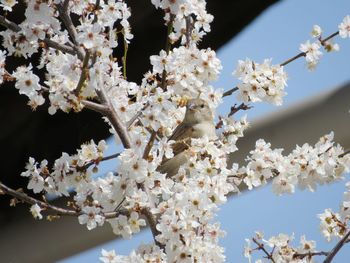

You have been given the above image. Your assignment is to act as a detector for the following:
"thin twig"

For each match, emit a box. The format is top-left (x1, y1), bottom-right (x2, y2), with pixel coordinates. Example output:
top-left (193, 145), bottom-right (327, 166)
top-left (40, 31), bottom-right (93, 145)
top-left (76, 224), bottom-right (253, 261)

top-left (222, 87), bottom-right (239, 98)
top-left (215, 103), bottom-right (251, 129)
top-left (126, 102), bottom-right (150, 128)
top-left (280, 52), bottom-right (306, 67)
top-left (324, 230), bottom-right (350, 263)
top-left (83, 152), bottom-right (121, 170)
top-left (0, 15), bottom-right (21, 32)
top-left (0, 15), bottom-right (78, 57)
top-left (294, 251), bottom-right (329, 260)
top-left (252, 237), bottom-right (276, 263)
top-left (228, 103), bottom-right (252, 117)
top-left (143, 130), bottom-right (157, 159)
top-left (0, 182), bottom-right (127, 219)
top-left (74, 50), bottom-right (91, 96)
top-left (96, 88), bottom-right (132, 148)
top-left (122, 40), bottom-right (128, 79)
top-left (320, 31), bottom-right (339, 45)
top-left (223, 30), bottom-right (341, 97)
top-left (56, 3), bottom-right (84, 60)
top-left (42, 39), bottom-right (76, 56)
top-left (81, 100), bottom-right (109, 114)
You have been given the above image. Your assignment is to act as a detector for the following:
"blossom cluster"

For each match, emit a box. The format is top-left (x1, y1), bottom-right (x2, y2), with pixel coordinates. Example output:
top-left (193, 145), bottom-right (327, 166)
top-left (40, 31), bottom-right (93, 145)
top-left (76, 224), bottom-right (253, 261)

top-left (244, 232), bottom-right (319, 263)
top-left (298, 15), bottom-right (350, 70)
top-left (233, 15), bottom-right (350, 106)
top-left (235, 132), bottom-right (350, 195)
top-left (233, 58), bottom-right (288, 105)
top-left (100, 245), bottom-right (166, 263)
top-left (2, 1), bottom-right (350, 262)
top-left (140, 45), bottom-right (223, 134)
top-left (21, 140), bottom-right (107, 196)
top-left (318, 208), bottom-right (347, 242)
top-left (1, 0), bottom-right (133, 113)
top-left (317, 180), bottom-right (350, 242)
top-left (151, 0), bottom-right (213, 44)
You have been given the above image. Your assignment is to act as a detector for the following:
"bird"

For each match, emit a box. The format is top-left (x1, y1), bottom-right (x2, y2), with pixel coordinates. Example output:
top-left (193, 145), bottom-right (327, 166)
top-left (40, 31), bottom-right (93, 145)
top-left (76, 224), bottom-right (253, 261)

top-left (157, 98), bottom-right (216, 177)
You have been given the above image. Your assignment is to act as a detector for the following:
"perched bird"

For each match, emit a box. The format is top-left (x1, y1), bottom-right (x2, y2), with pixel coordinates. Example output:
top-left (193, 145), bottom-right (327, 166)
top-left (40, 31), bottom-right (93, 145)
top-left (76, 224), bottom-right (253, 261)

top-left (158, 98), bottom-right (216, 177)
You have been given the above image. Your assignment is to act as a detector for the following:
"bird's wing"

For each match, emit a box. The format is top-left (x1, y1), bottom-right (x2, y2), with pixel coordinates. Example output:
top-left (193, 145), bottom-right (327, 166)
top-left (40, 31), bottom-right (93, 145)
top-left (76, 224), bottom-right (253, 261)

top-left (168, 122), bottom-right (192, 141)
top-left (166, 122), bottom-right (193, 158)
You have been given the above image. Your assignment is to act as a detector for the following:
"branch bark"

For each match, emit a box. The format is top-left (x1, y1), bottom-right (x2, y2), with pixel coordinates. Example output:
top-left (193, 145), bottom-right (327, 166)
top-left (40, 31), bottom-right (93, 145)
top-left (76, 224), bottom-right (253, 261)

top-left (0, 182), bottom-right (127, 219)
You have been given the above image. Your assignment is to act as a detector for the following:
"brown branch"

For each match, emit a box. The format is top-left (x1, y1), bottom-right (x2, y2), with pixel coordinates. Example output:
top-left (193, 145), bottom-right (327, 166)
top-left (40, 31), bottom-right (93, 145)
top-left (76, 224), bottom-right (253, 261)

top-left (126, 102), bottom-right (150, 128)
top-left (320, 31), bottom-right (339, 45)
top-left (143, 130), bottom-right (157, 159)
top-left (56, 3), bottom-right (84, 60)
top-left (215, 103), bottom-right (251, 129)
top-left (82, 152), bottom-right (121, 171)
top-left (294, 251), bottom-right (329, 260)
top-left (42, 39), bottom-right (76, 56)
top-left (0, 15), bottom-right (78, 57)
top-left (122, 40), bottom-right (128, 79)
top-left (224, 30), bottom-right (341, 97)
top-left (141, 207), bottom-right (163, 248)
top-left (81, 99), bottom-right (109, 114)
top-left (185, 16), bottom-right (193, 47)
top-left (228, 103), bottom-right (252, 117)
top-left (252, 237), bottom-right (276, 263)
top-left (74, 50), bottom-right (91, 96)
top-left (0, 182), bottom-right (127, 219)
top-left (222, 87), bottom-right (239, 97)
top-left (323, 230), bottom-right (350, 263)
top-left (62, 0), bottom-right (70, 11)
top-left (280, 52), bottom-right (306, 67)
top-left (0, 15), bottom-right (21, 32)
top-left (96, 88), bottom-right (132, 148)
top-left (280, 30), bottom-right (340, 67)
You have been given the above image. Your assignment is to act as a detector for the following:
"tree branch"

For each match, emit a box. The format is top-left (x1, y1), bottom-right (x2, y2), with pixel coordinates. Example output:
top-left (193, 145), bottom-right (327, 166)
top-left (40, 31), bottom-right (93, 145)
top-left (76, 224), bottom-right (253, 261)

top-left (252, 237), bottom-right (276, 263)
top-left (223, 30), bottom-right (341, 97)
top-left (56, 3), bottom-right (84, 60)
top-left (42, 39), bottom-right (77, 56)
top-left (0, 15), bottom-right (80, 58)
top-left (0, 182), bottom-right (127, 219)
top-left (74, 50), bottom-right (91, 96)
top-left (96, 88), bottom-right (132, 149)
top-left (323, 230), bottom-right (350, 263)
top-left (0, 15), bottom-right (20, 32)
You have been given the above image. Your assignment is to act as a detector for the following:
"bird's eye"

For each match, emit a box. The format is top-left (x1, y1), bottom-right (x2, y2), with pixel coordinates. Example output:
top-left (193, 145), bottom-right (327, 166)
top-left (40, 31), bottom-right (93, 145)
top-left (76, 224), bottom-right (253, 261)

top-left (200, 104), bottom-right (204, 108)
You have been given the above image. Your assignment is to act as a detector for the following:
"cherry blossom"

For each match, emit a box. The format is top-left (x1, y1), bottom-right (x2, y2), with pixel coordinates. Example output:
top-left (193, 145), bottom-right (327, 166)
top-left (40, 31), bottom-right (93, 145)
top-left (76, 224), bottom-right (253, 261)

top-left (30, 204), bottom-right (43, 220)
top-left (0, 1), bottom-right (349, 262)
top-left (339, 15), bottom-right (350, 38)
top-left (233, 58), bottom-right (287, 105)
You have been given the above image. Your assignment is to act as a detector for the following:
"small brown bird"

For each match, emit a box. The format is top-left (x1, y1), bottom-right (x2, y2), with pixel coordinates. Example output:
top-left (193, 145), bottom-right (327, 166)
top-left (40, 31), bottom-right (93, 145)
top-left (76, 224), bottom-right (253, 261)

top-left (158, 98), bottom-right (216, 177)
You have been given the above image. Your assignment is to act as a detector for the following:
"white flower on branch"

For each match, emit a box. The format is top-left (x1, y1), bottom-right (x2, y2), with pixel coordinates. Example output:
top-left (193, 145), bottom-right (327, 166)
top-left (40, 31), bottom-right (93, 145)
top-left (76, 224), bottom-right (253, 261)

top-left (339, 15), bottom-right (350, 38)
top-left (78, 205), bottom-right (105, 230)
top-left (0, 0), bottom-right (17, 12)
top-left (30, 204), bottom-right (43, 220)
top-left (311, 24), bottom-right (322, 38)
top-left (234, 58), bottom-right (287, 105)
top-left (299, 40), bottom-right (323, 69)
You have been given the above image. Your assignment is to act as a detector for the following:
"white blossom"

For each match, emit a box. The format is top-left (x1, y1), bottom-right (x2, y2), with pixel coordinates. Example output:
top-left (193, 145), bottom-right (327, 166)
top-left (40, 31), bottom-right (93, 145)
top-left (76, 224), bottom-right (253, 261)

top-left (78, 206), bottom-right (105, 230)
top-left (338, 15), bottom-right (350, 38)
top-left (30, 204), bottom-right (43, 220)
top-left (233, 58), bottom-right (287, 105)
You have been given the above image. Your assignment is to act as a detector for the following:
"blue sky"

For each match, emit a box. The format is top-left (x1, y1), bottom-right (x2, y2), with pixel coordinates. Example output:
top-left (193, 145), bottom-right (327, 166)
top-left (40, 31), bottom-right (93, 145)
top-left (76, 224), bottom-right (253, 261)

top-left (61, 0), bottom-right (350, 262)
